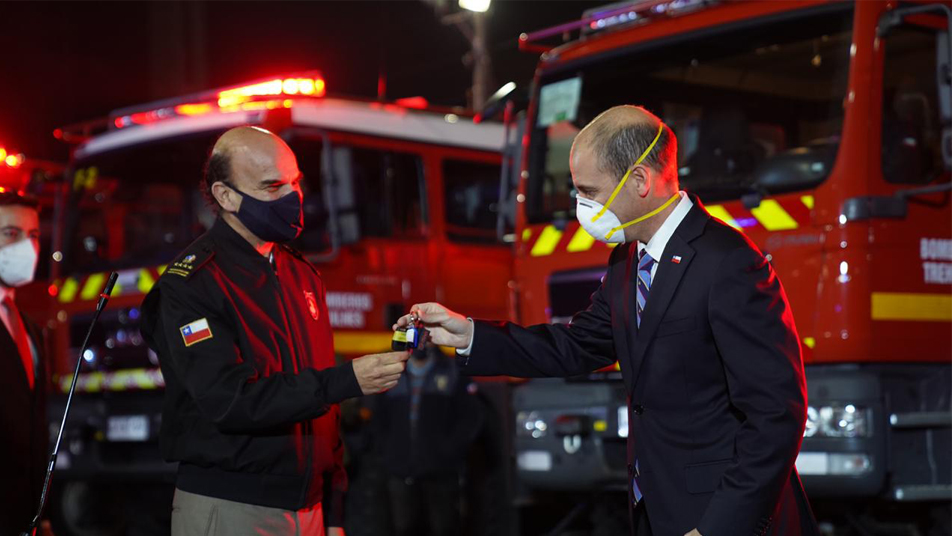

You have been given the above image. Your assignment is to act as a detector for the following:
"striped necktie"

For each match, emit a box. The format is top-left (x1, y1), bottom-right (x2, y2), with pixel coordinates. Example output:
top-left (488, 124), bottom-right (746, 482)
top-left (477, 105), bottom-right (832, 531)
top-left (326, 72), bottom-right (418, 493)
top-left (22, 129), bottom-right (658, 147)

top-left (632, 248), bottom-right (655, 506)
top-left (636, 248), bottom-right (655, 328)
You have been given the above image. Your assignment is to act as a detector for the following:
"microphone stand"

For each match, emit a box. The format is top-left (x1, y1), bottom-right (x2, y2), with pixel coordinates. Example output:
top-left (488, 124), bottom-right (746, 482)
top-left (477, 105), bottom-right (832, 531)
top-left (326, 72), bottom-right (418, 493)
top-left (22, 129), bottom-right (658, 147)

top-left (22, 272), bottom-right (119, 536)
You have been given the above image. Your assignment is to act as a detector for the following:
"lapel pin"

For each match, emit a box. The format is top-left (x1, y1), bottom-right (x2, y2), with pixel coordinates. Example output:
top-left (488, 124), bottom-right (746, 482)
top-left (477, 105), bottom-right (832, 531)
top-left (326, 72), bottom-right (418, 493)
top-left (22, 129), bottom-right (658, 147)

top-left (671, 255), bottom-right (682, 264)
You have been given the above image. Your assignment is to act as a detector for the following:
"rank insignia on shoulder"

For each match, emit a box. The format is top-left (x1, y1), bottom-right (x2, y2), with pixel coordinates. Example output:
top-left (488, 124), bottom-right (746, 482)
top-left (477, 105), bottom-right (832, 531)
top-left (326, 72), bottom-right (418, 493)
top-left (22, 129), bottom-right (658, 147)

top-left (180, 318), bottom-right (213, 347)
top-left (167, 248), bottom-right (214, 279)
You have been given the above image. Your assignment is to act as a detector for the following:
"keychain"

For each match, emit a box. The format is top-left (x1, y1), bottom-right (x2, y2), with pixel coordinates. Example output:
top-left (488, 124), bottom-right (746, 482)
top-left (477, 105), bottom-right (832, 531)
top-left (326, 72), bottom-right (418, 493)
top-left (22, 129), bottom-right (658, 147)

top-left (392, 312), bottom-right (428, 351)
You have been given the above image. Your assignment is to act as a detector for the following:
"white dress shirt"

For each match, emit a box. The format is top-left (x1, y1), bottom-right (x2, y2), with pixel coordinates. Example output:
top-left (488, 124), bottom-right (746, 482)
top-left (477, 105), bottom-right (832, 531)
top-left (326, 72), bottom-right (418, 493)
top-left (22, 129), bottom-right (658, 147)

top-left (459, 191), bottom-right (694, 356)
top-left (637, 190), bottom-right (693, 280)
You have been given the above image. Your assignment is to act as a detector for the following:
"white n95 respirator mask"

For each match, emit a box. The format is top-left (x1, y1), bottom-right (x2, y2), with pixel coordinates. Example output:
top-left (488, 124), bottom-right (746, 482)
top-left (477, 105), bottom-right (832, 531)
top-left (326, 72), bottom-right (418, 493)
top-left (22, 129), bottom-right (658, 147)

top-left (0, 239), bottom-right (39, 288)
top-left (575, 122), bottom-right (678, 243)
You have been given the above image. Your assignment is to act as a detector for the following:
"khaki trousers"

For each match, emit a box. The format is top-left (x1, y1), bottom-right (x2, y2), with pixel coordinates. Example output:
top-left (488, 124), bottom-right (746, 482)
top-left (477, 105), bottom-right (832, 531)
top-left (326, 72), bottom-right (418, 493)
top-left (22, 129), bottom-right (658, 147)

top-left (171, 488), bottom-right (325, 536)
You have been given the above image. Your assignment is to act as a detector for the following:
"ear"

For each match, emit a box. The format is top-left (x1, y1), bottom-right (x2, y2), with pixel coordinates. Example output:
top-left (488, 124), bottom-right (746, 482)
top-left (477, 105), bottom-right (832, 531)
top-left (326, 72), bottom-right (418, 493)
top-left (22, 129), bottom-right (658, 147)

top-left (630, 165), bottom-right (652, 199)
top-left (212, 182), bottom-right (241, 213)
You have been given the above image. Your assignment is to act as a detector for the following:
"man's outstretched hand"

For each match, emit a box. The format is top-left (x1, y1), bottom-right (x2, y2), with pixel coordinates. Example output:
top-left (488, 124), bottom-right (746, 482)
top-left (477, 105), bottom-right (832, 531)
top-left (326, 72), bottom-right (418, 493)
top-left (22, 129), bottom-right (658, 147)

top-left (352, 351), bottom-right (410, 395)
top-left (393, 303), bottom-right (473, 349)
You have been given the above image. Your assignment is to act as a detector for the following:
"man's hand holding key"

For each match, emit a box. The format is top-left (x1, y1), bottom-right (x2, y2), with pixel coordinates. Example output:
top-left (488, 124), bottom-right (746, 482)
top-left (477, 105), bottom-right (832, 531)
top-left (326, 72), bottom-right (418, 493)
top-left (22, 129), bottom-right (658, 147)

top-left (352, 351), bottom-right (411, 395)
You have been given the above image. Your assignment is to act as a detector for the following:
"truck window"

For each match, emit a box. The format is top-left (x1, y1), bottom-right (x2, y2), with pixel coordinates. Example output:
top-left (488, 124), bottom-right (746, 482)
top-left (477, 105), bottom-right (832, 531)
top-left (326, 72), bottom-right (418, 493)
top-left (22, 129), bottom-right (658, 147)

top-left (442, 158), bottom-right (503, 244)
top-left (526, 6), bottom-right (853, 223)
top-left (64, 136), bottom-right (218, 274)
top-left (331, 146), bottom-right (425, 243)
top-left (286, 137), bottom-right (331, 253)
top-left (881, 24), bottom-right (947, 185)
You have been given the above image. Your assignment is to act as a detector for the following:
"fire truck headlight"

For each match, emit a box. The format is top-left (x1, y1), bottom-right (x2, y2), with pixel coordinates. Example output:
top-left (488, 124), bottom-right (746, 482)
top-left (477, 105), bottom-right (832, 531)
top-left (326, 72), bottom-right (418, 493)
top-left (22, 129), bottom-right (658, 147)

top-left (516, 411), bottom-right (548, 439)
top-left (805, 404), bottom-right (871, 438)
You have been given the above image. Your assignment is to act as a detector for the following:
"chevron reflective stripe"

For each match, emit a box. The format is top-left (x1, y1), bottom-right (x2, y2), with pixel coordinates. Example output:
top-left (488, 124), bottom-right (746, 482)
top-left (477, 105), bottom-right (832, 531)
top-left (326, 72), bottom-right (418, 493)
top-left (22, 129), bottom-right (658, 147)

top-left (750, 199), bottom-right (799, 231)
top-left (58, 368), bottom-right (166, 393)
top-left (138, 268), bottom-right (157, 294)
top-left (531, 225), bottom-right (563, 257)
top-left (58, 277), bottom-right (80, 303)
top-left (801, 195), bottom-right (815, 210)
top-left (566, 227), bottom-right (596, 252)
top-left (705, 205), bottom-right (741, 230)
top-left (80, 272), bottom-right (106, 301)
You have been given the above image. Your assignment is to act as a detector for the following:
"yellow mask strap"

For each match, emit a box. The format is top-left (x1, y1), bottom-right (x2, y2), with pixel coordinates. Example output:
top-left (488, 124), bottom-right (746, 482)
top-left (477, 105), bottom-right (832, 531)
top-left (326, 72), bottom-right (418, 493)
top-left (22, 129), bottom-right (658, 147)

top-left (592, 122), bottom-right (665, 223)
top-left (604, 192), bottom-right (680, 241)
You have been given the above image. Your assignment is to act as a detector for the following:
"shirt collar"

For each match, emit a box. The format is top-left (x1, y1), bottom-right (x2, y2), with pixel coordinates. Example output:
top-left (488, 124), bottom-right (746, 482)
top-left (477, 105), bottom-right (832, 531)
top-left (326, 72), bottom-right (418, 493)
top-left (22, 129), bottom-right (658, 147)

top-left (638, 190), bottom-right (693, 262)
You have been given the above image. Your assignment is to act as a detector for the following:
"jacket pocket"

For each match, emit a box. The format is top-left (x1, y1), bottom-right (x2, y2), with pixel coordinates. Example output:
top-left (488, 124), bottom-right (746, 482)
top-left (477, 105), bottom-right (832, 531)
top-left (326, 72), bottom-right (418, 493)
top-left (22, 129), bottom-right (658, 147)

top-left (656, 316), bottom-right (696, 338)
top-left (684, 458), bottom-right (733, 494)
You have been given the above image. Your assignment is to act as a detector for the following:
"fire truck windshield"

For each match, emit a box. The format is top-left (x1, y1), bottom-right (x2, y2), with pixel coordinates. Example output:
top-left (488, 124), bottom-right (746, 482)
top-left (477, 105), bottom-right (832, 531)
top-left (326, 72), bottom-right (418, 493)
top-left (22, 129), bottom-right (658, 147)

top-left (63, 134), bottom-right (222, 275)
top-left (526, 6), bottom-right (854, 224)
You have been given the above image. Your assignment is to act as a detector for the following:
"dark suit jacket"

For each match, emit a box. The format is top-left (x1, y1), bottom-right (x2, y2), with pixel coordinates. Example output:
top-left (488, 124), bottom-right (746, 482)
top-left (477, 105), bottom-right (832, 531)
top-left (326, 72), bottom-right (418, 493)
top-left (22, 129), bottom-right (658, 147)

top-left (460, 198), bottom-right (819, 536)
top-left (0, 308), bottom-right (48, 535)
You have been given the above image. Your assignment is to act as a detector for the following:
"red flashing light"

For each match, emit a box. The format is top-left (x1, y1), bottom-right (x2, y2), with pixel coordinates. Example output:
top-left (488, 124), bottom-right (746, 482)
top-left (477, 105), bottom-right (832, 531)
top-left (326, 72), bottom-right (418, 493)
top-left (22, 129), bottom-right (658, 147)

top-left (53, 128), bottom-right (64, 140)
top-left (175, 103), bottom-right (214, 116)
top-left (48, 284), bottom-right (59, 297)
top-left (4, 154), bottom-right (21, 168)
top-left (395, 96), bottom-right (429, 110)
top-left (111, 73), bottom-right (326, 130)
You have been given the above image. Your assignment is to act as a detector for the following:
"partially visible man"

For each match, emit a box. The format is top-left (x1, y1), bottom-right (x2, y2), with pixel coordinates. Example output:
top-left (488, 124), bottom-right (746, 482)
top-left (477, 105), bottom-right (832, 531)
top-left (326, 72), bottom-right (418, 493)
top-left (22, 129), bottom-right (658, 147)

top-left (141, 126), bottom-right (409, 536)
top-left (0, 191), bottom-right (47, 535)
top-left (371, 343), bottom-right (482, 536)
top-left (397, 106), bottom-right (819, 535)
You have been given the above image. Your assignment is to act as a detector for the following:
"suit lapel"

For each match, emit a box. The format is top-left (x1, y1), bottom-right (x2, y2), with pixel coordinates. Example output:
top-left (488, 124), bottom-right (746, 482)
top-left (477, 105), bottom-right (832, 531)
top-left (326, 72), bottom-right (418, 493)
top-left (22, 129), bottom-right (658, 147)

top-left (627, 198), bottom-right (710, 390)
top-left (0, 318), bottom-right (31, 396)
top-left (628, 237), bottom-right (694, 387)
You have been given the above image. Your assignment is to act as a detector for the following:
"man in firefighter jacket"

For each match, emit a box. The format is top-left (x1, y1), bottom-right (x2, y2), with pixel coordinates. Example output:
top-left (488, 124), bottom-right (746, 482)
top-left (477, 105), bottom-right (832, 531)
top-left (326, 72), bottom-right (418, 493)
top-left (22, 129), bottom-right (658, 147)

top-left (141, 126), bottom-right (409, 536)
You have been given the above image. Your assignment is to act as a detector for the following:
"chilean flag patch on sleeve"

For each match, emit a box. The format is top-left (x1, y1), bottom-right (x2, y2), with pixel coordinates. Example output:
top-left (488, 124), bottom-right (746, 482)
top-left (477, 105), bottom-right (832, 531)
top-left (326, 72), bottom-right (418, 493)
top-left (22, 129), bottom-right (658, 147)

top-left (180, 318), bottom-right (213, 347)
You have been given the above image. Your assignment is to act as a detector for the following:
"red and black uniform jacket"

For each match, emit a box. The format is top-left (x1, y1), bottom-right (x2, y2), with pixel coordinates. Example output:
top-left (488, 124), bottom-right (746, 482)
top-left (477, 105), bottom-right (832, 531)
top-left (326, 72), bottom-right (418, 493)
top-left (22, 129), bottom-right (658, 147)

top-left (140, 218), bottom-right (361, 526)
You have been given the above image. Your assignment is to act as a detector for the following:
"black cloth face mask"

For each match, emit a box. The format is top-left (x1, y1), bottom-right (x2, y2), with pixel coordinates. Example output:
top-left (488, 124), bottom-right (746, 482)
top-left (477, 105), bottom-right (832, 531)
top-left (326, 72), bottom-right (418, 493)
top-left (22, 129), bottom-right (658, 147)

top-left (228, 185), bottom-right (304, 243)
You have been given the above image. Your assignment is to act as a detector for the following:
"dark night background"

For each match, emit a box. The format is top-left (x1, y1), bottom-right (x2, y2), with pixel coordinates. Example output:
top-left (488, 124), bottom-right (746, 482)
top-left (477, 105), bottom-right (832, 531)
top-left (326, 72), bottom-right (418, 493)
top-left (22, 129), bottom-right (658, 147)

top-left (0, 0), bottom-right (598, 162)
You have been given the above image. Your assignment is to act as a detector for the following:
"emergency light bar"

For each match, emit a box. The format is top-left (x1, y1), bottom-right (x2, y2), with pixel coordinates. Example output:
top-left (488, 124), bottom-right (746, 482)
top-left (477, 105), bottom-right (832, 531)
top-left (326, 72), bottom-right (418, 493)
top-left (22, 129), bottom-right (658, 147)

top-left (519, 0), bottom-right (715, 52)
top-left (110, 72), bottom-right (327, 129)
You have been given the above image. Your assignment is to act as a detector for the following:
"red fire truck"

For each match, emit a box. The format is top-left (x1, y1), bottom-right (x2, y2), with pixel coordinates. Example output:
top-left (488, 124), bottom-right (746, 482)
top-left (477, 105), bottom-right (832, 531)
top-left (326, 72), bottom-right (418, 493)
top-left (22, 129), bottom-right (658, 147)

top-left (504, 0), bottom-right (951, 532)
top-left (45, 73), bottom-right (513, 535)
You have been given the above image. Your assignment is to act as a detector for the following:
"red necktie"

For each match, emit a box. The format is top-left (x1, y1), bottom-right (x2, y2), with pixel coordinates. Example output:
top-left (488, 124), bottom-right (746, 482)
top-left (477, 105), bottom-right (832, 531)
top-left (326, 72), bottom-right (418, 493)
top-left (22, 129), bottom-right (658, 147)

top-left (3, 296), bottom-right (34, 390)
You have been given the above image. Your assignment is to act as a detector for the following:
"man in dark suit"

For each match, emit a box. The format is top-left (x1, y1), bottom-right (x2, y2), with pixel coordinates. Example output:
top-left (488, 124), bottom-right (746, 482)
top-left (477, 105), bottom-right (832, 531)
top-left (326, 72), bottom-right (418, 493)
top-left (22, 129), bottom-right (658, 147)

top-left (0, 191), bottom-right (48, 535)
top-left (395, 106), bottom-right (819, 536)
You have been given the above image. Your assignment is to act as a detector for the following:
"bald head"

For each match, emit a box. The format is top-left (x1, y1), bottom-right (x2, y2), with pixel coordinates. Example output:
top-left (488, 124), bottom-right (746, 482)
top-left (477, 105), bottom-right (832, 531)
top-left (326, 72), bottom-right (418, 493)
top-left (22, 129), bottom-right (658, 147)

top-left (571, 105), bottom-right (677, 182)
top-left (203, 126), bottom-right (302, 213)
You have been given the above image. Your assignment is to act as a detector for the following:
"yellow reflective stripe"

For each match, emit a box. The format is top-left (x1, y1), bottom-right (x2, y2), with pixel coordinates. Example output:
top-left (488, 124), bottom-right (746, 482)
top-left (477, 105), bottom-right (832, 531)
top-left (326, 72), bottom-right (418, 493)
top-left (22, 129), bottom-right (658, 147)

top-left (80, 273), bottom-right (106, 301)
top-left (751, 199), bottom-right (798, 231)
top-left (531, 226), bottom-right (563, 257)
top-left (871, 292), bottom-right (952, 322)
top-left (333, 332), bottom-right (394, 354)
top-left (706, 205), bottom-right (741, 230)
top-left (59, 278), bottom-right (80, 303)
top-left (522, 229), bottom-right (532, 242)
top-left (803, 337), bottom-right (816, 349)
top-left (157, 265), bottom-right (167, 275)
top-left (594, 420), bottom-right (608, 432)
top-left (59, 368), bottom-right (165, 393)
top-left (138, 269), bottom-right (156, 294)
top-left (112, 282), bottom-right (123, 296)
top-left (566, 227), bottom-right (596, 253)
top-left (801, 195), bottom-right (815, 210)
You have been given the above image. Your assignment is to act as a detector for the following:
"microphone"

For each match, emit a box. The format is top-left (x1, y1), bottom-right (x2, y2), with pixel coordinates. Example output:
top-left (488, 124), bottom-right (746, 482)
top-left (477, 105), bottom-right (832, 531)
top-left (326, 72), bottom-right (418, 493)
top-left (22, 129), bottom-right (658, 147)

top-left (97, 272), bottom-right (118, 312)
top-left (22, 271), bottom-right (119, 536)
